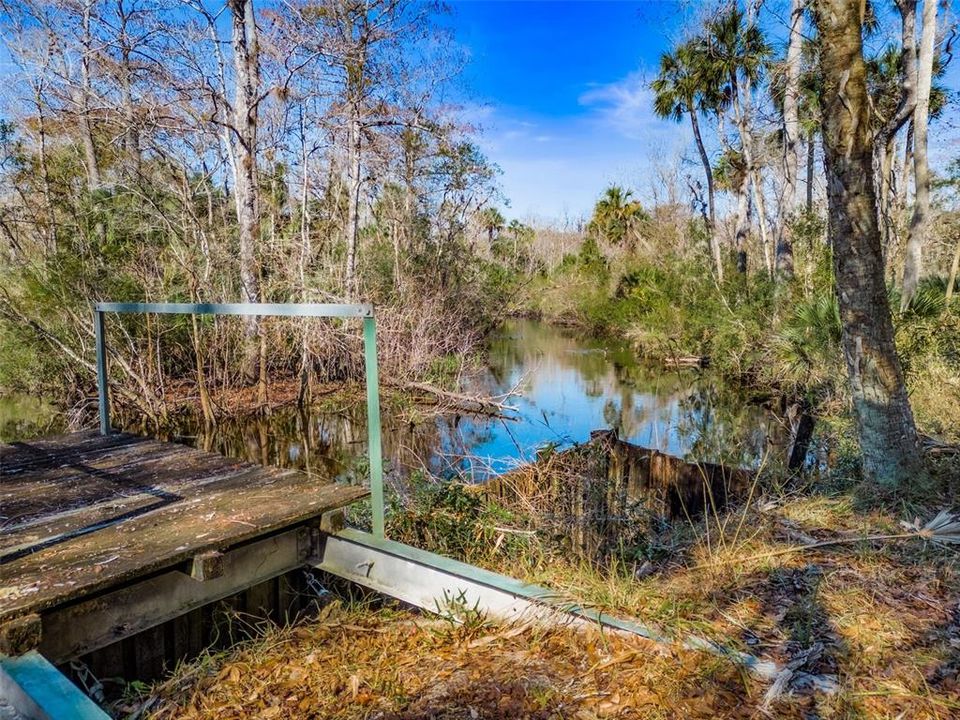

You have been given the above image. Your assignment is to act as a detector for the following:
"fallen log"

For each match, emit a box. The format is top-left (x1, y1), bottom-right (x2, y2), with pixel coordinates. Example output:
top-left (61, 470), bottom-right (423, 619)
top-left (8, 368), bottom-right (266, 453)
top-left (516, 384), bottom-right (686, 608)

top-left (388, 380), bottom-right (516, 417)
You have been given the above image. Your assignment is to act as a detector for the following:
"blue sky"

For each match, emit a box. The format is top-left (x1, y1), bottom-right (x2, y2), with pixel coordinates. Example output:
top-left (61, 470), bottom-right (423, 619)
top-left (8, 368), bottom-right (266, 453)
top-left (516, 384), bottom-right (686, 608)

top-left (446, 0), bottom-right (960, 224)
top-left (448, 0), bottom-right (692, 222)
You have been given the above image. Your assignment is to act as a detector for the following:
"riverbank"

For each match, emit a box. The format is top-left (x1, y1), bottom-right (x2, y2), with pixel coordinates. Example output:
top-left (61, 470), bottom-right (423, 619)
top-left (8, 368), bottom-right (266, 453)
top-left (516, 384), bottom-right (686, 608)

top-left (516, 246), bottom-right (960, 447)
top-left (41, 318), bottom-right (960, 718)
top-left (132, 445), bottom-right (960, 719)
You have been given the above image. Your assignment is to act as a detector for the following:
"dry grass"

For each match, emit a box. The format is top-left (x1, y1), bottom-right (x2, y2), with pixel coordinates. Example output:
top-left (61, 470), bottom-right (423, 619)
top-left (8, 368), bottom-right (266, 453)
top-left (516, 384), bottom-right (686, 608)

top-left (404, 471), bottom-right (960, 718)
top-left (137, 466), bottom-right (960, 719)
top-left (142, 603), bottom-right (761, 720)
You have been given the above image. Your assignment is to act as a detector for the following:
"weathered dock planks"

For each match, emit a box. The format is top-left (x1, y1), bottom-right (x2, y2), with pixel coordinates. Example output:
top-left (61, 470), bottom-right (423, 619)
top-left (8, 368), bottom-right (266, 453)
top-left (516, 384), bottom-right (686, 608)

top-left (0, 431), bottom-right (368, 631)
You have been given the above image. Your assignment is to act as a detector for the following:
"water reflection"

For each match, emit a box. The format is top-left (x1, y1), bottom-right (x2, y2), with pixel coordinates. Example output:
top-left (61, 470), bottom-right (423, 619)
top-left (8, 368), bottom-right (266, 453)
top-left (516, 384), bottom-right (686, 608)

top-left (0, 395), bottom-right (63, 443)
top-left (453, 320), bottom-right (787, 474)
top-left (163, 320), bottom-right (790, 481)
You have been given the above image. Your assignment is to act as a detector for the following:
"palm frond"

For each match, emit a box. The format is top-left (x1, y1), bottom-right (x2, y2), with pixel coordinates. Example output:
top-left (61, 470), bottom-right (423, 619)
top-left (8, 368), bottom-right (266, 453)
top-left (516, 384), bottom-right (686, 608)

top-left (901, 509), bottom-right (960, 545)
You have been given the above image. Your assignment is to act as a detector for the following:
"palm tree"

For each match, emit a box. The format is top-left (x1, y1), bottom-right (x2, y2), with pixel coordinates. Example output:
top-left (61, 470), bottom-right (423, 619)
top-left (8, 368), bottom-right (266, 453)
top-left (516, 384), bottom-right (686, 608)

top-left (652, 40), bottom-right (724, 281)
top-left (814, 0), bottom-right (922, 488)
top-left (700, 6), bottom-right (773, 276)
top-left (587, 186), bottom-right (646, 247)
top-left (478, 207), bottom-right (505, 244)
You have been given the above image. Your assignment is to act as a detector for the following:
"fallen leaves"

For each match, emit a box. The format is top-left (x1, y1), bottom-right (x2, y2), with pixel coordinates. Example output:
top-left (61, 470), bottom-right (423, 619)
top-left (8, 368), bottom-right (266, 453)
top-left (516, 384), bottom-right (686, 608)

top-left (144, 604), bottom-right (757, 720)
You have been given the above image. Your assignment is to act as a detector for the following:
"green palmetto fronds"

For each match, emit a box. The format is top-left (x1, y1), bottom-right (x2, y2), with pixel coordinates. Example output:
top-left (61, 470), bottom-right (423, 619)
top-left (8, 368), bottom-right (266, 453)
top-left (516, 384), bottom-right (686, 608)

top-left (586, 186), bottom-right (648, 246)
top-left (776, 290), bottom-right (842, 375)
top-left (651, 40), bottom-right (724, 122)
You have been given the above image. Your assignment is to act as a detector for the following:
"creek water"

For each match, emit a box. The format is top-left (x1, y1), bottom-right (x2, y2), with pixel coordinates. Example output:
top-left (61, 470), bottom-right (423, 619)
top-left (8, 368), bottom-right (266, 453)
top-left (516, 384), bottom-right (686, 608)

top-left (168, 320), bottom-right (791, 484)
top-left (0, 320), bottom-right (794, 482)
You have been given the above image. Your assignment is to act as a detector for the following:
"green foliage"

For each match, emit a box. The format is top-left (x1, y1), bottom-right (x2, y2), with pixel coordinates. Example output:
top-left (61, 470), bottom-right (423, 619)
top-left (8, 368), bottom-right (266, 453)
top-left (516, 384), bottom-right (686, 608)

top-left (586, 186), bottom-right (649, 247)
top-left (776, 290), bottom-right (843, 386)
top-left (386, 474), bottom-right (536, 566)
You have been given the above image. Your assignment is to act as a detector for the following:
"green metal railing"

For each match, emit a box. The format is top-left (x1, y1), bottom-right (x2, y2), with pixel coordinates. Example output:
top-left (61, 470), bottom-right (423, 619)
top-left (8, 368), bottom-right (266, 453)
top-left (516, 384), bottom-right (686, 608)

top-left (93, 302), bottom-right (386, 537)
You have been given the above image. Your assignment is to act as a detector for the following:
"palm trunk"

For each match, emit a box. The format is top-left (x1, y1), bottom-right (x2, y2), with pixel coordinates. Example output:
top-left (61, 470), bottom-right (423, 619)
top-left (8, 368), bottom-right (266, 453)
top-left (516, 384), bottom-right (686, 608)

top-left (900, 0), bottom-right (938, 311)
top-left (816, 0), bottom-right (922, 488)
top-left (690, 111), bottom-right (722, 282)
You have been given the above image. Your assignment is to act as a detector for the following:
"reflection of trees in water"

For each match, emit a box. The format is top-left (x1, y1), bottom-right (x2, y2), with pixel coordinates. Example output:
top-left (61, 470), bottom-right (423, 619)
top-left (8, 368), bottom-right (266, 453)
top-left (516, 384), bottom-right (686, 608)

top-left (674, 385), bottom-right (790, 468)
top-left (170, 405), bottom-right (452, 486)
top-left (162, 320), bottom-right (790, 484)
top-left (602, 398), bottom-right (621, 434)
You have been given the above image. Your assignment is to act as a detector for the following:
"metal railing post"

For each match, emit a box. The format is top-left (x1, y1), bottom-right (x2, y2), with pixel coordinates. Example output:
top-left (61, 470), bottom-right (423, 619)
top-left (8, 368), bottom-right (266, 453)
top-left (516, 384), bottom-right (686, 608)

top-left (92, 301), bottom-right (386, 532)
top-left (363, 315), bottom-right (385, 537)
top-left (93, 309), bottom-right (110, 435)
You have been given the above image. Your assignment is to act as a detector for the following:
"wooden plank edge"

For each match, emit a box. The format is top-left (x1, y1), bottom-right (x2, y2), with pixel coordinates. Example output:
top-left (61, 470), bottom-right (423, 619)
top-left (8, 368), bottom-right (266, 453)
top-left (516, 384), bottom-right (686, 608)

top-left (38, 525), bottom-right (318, 663)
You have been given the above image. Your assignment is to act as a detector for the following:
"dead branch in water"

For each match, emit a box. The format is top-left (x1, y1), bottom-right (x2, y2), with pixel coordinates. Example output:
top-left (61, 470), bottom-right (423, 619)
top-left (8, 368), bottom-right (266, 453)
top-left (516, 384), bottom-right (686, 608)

top-left (388, 380), bottom-right (518, 417)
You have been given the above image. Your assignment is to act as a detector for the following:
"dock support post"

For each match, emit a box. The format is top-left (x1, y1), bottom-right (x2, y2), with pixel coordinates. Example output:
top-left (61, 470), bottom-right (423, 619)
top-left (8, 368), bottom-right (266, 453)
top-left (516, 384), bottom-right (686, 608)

top-left (363, 315), bottom-right (385, 537)
top-left (93, 309), bottom-right (110, 435)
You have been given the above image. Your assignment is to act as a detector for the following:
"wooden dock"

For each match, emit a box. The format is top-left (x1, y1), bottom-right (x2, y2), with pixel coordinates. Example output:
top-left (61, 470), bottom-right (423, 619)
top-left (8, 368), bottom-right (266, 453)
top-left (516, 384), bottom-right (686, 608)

top-left (0, 431), bottom-right (367, 664)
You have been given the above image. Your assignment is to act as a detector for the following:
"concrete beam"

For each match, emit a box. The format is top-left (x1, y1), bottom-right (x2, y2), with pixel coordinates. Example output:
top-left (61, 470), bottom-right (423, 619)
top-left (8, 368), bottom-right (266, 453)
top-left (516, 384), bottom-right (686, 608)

top-left (314, 528), bottom-right (778, 679)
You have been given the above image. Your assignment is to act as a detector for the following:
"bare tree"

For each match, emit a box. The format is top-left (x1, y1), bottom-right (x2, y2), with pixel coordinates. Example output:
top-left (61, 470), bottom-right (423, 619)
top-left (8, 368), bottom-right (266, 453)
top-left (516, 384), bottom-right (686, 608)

top-left (776, 0), bottom-right (805, 279)
top-left (228, 0), bottom-right (265, 390)
top-left (901, 0), bottom-right (940, 310)
top-left (876, 0), bottom-right (918, 262)
top-left (79, 0), bottom-right (102, 189)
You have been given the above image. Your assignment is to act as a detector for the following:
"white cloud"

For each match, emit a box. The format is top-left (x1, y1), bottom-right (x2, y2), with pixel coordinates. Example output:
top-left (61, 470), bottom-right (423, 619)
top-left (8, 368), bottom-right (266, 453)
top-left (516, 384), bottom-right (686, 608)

top-left (578, 70), bottom-right (668, 140)
top-left (466, 71), bottom-right (703, 220)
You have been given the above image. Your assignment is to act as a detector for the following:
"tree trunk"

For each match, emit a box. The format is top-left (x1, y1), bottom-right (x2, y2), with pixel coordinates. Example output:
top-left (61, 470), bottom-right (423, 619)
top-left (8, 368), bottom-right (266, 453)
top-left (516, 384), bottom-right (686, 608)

top-left (946, 232), bottom-right (960, 303)
top-left (900, 0), bottom-right (938, 311)
top-left (881, 0), bottom-right (918, 144)
top-left (690, 111), bottom-right (722, 282)
top-left (806, 132), bottom-right (815, 212)
top-left (116, 0), bottom-right (141, 178)
top-left (879, 135), bottom-right (897, 275)
top-left (753, 170), bottom-right (773, 278)
top-left (816, 0), bottom-right (922, 488)
top-left (120, 45), bottom-right (140, 176)
top-left (344, 110), bottom-right (362, 298)
top-left (898, 122), bottom-right (914, 226)
top-left (228, 0), bottom-right (263, 391)
top-left (34, 78), bottom-right (57, 254)
top-left (730, 76), bottom-right (770, 277)
top-left (191, 312), bottom-right (216, 427)
top-left (80, 0), bottom-right (101, 190)
top-left (735, 171), bottom-right (750, 274)
top-left (777, 0), bottom-right (804, 279)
